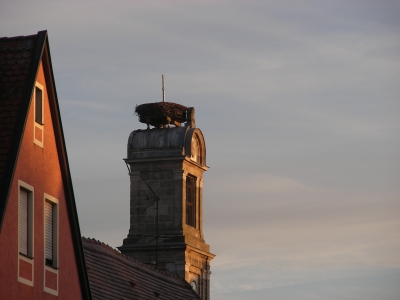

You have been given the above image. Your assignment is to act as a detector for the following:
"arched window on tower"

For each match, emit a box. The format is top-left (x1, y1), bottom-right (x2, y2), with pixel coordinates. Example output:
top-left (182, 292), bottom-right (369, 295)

top-left (191, 134), bottom-right (202, 165)
top-left (186, 175), bottom-right (196, 227)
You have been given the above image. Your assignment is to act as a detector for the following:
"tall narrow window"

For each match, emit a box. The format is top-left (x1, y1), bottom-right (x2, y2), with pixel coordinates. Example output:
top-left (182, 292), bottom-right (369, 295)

top-left (35, 86), bottom-right (43, 124)
top-left (44, 197), bottom-right (58, 268)
top-left (19, 189), bottom-right (28, 255)
top-left (19, 187), bottom-right (33, 257)
top-left (44, 201), bottom-right (53, 266)
top-left (186, 175), bottom-right (196, 227)
top-left (191, 134), bottom-right (202, 165)
top-left (34, 82), bottom-right (44, 147)
top-left (18, 182), bottom-right (35, 286)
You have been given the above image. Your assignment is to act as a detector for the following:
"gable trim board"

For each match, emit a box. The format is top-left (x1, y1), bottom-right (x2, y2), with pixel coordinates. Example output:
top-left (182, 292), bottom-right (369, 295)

top-left (0, 31), bottom-right (91, 299)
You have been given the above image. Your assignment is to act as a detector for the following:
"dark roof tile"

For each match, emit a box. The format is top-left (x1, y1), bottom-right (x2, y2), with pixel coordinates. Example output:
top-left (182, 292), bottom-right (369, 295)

top-left (82, 237), bottom-right (200, 300)
top-left (0, 34), bottom-right (37, 191)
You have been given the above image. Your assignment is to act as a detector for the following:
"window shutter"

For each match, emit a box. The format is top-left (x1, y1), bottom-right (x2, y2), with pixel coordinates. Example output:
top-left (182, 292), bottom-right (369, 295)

top-left (19, 189), bottom-right (28, 255)
top-left (44, 200), bottom-right (53, 263)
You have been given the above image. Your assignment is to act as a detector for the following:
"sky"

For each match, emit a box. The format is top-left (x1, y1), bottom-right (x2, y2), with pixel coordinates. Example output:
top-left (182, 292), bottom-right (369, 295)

top-left (1, 1), bottom-right (399, 299)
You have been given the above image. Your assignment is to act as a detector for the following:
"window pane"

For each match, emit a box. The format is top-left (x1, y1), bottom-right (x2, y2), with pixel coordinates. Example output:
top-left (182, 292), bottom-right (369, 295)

top-left (186, 175), bottom-right (196, 227)
top-left (191, 135), bottom-right (201, 164)
top-left (35, 87), bottom-right (42, 124)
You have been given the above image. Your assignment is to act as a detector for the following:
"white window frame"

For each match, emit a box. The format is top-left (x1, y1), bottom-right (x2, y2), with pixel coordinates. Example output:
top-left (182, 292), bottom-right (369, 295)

top-left (18, 180), bottom-right (34, 286)
top-left (34, 82), bottom-right (44, 147)
top-left (43, 193), bottom-right (59, 296)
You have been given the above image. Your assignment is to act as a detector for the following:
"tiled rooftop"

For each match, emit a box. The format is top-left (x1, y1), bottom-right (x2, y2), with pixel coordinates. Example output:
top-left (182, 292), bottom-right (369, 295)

top-left (82, 237), bottom-right (200, 300)
top-left (0, 34), bottom-right (37, 187)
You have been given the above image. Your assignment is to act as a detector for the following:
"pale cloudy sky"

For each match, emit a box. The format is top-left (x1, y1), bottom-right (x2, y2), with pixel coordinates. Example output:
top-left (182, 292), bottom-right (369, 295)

top-left (1, 1), bottom-right (399, 299)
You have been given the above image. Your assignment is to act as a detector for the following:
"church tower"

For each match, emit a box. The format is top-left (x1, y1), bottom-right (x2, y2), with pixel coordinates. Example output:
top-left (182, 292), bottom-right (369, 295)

top-left (119, 101), bottom-right (214, 300)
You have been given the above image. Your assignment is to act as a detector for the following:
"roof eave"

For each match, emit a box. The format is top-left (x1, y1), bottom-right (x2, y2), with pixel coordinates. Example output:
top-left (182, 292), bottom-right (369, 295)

top-left (41, 33), bottom-right (92, 300)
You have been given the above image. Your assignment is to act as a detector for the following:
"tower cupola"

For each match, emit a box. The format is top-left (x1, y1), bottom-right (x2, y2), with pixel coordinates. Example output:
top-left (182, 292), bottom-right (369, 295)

top-left (119, 101), bottom-right (214, 300)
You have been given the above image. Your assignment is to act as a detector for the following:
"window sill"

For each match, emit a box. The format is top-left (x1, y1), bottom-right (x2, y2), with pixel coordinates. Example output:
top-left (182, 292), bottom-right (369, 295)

top-left (19, 252), bottom-right (34, 259)
top-left (45, 263), bottom-right (58, 270)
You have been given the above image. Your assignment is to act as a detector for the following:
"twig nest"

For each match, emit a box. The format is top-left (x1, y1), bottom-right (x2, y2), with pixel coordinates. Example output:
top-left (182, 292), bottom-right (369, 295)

top-left (135, 102), bottom-right (188, 127)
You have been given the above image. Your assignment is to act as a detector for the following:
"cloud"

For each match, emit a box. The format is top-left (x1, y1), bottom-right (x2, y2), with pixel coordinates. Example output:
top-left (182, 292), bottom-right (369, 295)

top-left (1, 1), bottom-right (399, 299)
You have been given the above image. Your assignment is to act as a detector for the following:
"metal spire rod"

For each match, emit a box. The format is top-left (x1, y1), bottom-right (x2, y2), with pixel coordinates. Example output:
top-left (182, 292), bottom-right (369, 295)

top-left (162, 74), bottom-right (165, 102)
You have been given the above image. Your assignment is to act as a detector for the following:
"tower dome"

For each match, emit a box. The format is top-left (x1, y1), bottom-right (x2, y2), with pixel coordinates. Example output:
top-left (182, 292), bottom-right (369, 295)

top-left (127, 126), bottom-right (206, 167)
top-left (119, 103), bottom-right (214, 300)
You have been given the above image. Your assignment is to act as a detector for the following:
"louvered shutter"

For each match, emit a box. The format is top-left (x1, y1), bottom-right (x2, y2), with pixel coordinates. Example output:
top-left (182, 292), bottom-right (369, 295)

top-left (44, 200), bottom-right (53, 263)
top-left (19, 189), bottom-right (28, 255)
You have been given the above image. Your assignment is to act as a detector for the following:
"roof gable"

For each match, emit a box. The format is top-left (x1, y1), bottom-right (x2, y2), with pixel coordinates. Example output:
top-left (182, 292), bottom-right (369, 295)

top-left (0, 31), bottom-right (91, 299)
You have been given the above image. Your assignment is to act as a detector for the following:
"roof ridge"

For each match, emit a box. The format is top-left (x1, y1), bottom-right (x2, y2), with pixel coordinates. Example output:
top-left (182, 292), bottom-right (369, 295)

top-left (0, 34), bottom-right (38, 41)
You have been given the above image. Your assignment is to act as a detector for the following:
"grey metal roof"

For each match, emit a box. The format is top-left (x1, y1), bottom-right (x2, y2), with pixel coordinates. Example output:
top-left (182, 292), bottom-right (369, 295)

top-left (126, 126), bottom-right (206, 166)
top-left (82, 237), bottom-right (200, 300)
top-left (129, 127), bottom-right (188, 150)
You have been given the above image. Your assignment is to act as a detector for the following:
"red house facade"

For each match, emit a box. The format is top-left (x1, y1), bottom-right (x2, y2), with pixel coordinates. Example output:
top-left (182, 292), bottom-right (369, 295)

top-left (0, 31), bottom-right (91, 299)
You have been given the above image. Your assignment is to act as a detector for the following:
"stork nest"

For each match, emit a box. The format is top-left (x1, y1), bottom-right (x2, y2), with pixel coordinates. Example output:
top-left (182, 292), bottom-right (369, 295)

top-left (135, 102), bottom-right (188, 126)
top-left (135, 102), bottom-right (188, 120)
